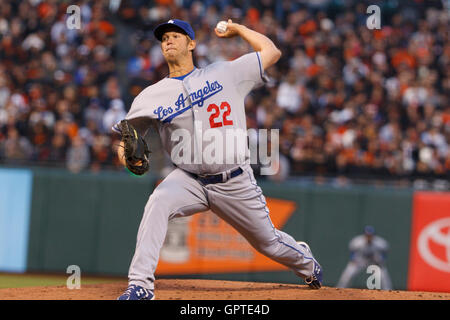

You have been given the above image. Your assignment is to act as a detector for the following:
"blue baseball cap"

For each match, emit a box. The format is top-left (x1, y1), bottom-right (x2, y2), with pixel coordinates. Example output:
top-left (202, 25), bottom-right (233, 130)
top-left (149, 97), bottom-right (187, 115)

top-left (364, 225), bottom-right (375, 235)
top-left (154, 19), bottom-right (195, 41)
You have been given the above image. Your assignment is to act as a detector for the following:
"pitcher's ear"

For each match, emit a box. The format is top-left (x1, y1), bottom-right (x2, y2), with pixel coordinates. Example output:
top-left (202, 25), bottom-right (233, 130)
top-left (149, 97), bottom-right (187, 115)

top-left (188, 39), bottom-right (196, 52)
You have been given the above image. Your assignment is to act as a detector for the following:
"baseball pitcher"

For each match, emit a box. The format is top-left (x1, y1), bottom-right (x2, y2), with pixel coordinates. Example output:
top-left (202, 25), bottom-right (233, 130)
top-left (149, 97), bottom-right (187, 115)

top-left (114, 19), bottom-right (323, 300)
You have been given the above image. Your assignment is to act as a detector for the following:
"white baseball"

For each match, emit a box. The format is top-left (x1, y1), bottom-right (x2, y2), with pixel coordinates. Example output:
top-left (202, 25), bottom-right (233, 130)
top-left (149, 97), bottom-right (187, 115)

top-left (216, 21), bottom-right (228, 33)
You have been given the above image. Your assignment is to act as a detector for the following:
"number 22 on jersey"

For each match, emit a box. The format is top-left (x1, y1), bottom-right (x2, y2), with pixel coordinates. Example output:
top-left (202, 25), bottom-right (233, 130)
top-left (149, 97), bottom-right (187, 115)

top-left (207, 101), bottom-right (233, 128)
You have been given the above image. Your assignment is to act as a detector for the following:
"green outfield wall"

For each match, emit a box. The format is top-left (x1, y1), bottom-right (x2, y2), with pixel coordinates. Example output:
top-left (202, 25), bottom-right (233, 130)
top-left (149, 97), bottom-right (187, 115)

top-left (258, 181), bottom-right (413, 289)
top-left (26, 168), bottom-right (155, 275)
top-left (0, 167), bottom-right (414, 289)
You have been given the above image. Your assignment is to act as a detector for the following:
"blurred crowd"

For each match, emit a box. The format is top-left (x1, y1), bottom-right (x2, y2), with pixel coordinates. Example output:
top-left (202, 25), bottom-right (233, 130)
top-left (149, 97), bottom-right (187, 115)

top-left (0, 0), bottom-right (448, 182)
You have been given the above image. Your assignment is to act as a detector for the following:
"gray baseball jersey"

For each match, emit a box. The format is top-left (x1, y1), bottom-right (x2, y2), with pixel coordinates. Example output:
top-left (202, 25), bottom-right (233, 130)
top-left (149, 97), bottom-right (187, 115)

top-left (115, 52), bottom-right (264, 174)
top-left (348, 235), bottom-right (389, 266)
top-left (337, 235), bottom-right (392, 289)
top-left (114, 52), bottom-right (318, 293)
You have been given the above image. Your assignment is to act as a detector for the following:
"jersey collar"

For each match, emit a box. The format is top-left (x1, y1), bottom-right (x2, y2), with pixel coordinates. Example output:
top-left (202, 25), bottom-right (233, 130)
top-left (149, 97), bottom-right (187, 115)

top-left (170, 67), bottom-right (196, 81)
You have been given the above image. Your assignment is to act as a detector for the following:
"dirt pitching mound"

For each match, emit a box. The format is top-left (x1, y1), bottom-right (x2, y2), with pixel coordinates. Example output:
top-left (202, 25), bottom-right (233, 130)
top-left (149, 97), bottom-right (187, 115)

top-left (0, 279), bottom-right (448, 300)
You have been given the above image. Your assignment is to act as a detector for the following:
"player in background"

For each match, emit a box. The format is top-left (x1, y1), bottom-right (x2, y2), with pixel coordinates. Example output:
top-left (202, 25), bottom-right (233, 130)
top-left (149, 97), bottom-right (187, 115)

top-left (337, 226), bottom-right (392, 290)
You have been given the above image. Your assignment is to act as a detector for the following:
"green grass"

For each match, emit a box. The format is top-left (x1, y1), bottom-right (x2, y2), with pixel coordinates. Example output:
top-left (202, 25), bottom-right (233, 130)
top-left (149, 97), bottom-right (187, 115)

top-left (0, 273), bottom-right (124, 289)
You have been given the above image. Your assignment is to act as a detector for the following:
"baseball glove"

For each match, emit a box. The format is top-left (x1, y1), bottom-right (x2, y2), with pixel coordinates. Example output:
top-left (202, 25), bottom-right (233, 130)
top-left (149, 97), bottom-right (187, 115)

top-left (118, 120), bottom-right (150, 175)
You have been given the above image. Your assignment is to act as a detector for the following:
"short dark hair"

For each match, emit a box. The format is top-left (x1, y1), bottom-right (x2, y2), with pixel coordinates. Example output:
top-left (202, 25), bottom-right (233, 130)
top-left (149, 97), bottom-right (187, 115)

top-left (160, 25), bottom-right (188, 40)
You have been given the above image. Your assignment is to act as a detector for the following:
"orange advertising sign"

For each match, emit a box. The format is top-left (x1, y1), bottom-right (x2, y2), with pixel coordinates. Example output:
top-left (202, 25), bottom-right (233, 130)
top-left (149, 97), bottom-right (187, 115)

top-left (408, 192), bottom-right (450, 292)
top-left (156, 197), bottom-right (297, 275)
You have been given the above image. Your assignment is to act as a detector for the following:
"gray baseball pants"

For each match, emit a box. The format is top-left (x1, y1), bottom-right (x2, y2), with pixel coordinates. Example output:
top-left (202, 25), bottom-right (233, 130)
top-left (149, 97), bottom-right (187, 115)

top-left (128, 163), bottom-right (314, 291)
top-left (337, 262), bottom-right (393, 290)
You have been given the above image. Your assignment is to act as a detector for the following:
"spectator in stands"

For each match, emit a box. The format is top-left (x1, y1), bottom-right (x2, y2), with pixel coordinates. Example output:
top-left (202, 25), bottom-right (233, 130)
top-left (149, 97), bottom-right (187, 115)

top-left (0, 0), bottom-right (447, 185)
top-left (102, 98), bottom-right (126, 135)
top-left (66, 134), bottom-right (90, 173)
top-left (276, 70), bottom-right (303, 115)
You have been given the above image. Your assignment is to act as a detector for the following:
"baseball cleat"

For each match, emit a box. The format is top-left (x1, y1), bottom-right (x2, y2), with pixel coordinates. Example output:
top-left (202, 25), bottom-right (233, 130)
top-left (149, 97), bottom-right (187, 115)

top-left (298, 241), bottom-right (323, 289)
top-left (117, 284), bottom-right (155, 300)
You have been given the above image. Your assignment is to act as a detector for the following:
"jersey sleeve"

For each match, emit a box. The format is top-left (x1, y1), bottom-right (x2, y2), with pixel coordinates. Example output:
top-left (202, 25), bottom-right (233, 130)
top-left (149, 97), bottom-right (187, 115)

top-left (376, 237), bottom-right (389, 252)
top-left (229, 52), bottom-right (267, 96)
top-left (111, 86), bottom-right (159, 133)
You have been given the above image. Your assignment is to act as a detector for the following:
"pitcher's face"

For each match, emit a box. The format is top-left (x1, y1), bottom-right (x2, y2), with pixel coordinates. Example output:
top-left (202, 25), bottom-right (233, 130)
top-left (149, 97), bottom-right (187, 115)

top-left (161, 30), bottom-right (195, 63)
